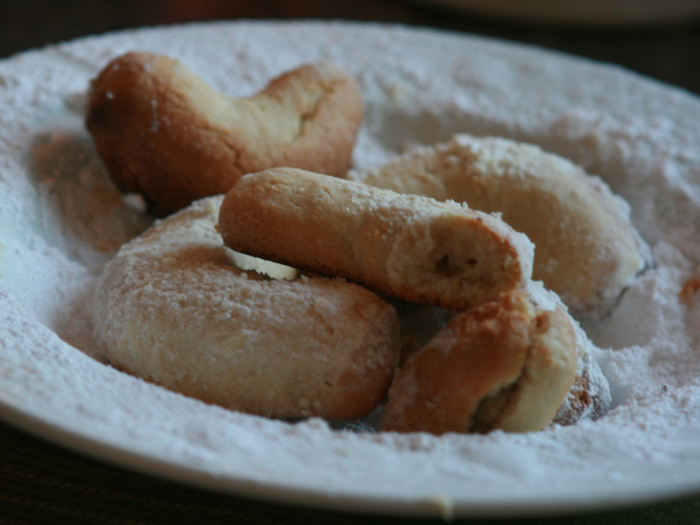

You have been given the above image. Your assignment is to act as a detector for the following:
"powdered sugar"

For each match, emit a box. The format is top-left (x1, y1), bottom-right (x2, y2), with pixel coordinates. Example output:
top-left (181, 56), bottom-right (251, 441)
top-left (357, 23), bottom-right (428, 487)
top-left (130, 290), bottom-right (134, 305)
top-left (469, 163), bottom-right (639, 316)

top-left (0, 21), bottom-right (699, 517)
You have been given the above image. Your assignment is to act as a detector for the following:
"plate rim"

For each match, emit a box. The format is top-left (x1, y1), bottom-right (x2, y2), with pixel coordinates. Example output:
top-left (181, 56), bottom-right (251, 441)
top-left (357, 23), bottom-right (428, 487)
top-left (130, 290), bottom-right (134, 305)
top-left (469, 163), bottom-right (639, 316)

top-left (2, 19), bottom-right (700, 519)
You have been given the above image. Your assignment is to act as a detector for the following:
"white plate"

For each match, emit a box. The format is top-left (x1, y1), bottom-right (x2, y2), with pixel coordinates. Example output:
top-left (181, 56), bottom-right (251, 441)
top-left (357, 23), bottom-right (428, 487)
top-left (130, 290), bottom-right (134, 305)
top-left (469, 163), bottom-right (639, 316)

top-left (1, 21), bottom-right (700, 519)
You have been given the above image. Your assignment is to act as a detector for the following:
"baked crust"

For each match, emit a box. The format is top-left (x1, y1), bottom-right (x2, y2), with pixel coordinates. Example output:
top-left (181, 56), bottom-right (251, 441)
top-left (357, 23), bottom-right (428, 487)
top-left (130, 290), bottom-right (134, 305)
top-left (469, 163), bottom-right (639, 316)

top-left (525, 280), bottom-right (612, 425)
top-left (86, 53), bottom-right (363, 217)
top-left (93, 196), bottom-right (400, 420)
top-left (388, 281), bottom-right (613, 430)
top-left (351, 134), bottom-right (651, 318)
top-left (217, 167), bottom-right (535, 311)
top-left (378, 290), bottom-right (578, 435)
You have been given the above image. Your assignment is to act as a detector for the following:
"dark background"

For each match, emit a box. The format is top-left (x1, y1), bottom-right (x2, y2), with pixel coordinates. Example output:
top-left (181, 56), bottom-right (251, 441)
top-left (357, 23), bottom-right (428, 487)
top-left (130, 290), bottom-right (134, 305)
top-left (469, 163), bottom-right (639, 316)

top-left (1, 0), bottom-right (700, 96)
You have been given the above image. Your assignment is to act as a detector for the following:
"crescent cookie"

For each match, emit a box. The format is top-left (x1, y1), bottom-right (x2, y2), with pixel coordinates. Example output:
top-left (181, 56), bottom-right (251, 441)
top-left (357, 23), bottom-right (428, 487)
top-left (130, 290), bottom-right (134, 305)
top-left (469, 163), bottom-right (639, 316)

top-left (525, 280), bottom-right (612, 425)
top-left (93, 196), bottom-right (401, 420)
top-left (350, 134), bottom-right (651, 318)
top-left (378, 290), bottom-right (578, 435)
top-left (390, 280), bottom-right (612, 428)
top-left (217, 167), bottom-right (535, 312)
top-left (86, 53), bottom-right (363, 217)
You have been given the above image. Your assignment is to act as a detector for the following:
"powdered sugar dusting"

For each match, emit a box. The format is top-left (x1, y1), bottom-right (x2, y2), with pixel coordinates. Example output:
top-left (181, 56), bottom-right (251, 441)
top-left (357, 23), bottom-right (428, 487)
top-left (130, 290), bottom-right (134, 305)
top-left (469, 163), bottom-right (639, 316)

top-left (1, 21), bottom-right (699, 517)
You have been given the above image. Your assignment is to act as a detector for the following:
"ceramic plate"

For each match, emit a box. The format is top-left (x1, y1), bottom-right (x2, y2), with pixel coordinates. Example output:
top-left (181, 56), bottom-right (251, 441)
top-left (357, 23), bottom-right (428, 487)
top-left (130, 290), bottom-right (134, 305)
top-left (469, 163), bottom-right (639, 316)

top-left (1, 21), bottom-right (700, 519)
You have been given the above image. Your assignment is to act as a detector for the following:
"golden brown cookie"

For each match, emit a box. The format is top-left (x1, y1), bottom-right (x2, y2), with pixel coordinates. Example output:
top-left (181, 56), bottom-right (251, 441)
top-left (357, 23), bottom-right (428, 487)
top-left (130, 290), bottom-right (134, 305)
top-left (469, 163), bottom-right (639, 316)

top-left (525, 280), bottom-right (612, 425)
top-left (390, 280), bottom-right (612, 428)
top-left (351, 134), bottom-right (651, 318)
top-left (217, 167), bottom-right (535, 311)
top-left (378, 290), bottom-right (578, 435)
top-left (86, 53), bottom-right (363, 217)
top-left (93, 195), bottom-right (400, 420)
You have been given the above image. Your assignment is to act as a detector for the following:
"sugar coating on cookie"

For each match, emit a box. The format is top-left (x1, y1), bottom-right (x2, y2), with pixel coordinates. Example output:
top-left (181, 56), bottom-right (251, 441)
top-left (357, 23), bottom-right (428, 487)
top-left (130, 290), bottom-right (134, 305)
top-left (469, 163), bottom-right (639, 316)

top-left (351, 134), bottom-right (651, 318)
top-left (218, 167), bottom-right (535, 311)
top-left (525, 280), bottom-right (612, 425)
top-left (378, 290), bottom-right (578, 435)
top-left (93, 196), bottom-right (401, 420)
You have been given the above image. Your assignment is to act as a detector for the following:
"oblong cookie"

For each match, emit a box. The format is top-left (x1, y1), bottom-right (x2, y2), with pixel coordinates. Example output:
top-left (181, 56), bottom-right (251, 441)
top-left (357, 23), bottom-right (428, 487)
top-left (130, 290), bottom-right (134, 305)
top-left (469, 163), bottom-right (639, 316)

top-left (86, 53), bottom-right (363, 217)
top-left (351, 134), bottom-right (651, 318)
top-left (93, 196), bottom-right (401, 420)
top-left (378, 290), bottom-right (578, 435)
top-left (217, 167), bottom-right (534, 311)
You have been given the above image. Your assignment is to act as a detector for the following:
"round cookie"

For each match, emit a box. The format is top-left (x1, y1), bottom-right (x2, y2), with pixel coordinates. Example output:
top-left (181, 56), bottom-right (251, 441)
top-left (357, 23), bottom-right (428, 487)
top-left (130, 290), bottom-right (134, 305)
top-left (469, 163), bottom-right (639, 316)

top-left (93, 196), bottom-right (401, 420)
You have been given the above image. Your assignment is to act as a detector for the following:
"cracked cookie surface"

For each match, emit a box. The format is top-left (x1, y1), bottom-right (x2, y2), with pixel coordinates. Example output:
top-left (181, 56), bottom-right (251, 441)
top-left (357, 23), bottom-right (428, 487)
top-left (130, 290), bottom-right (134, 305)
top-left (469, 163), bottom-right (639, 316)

top-left (86, 53), bottom-right (363, 217)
